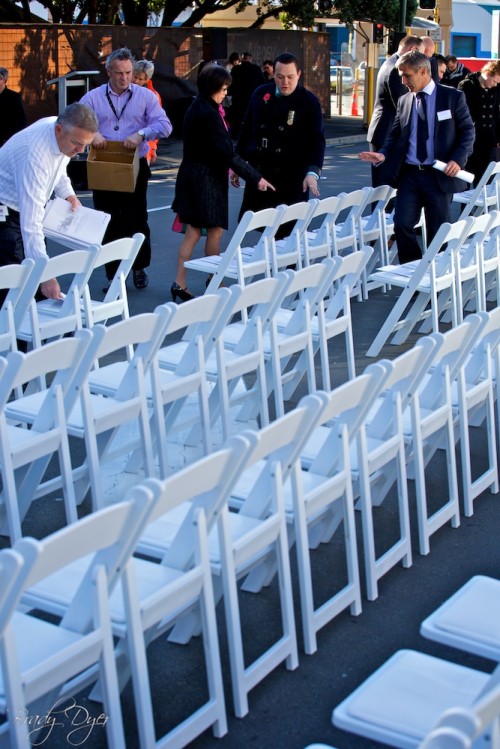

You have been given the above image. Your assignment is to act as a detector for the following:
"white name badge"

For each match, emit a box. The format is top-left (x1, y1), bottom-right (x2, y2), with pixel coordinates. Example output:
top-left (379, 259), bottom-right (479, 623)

top-left (437, 109), bottom-right (452, 121)
top-left (0, 206), bottom-right (8, 223)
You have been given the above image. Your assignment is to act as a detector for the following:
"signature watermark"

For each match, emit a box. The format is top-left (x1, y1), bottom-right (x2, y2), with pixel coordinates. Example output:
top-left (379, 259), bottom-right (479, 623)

top-left (12, 698), bottom-right (109, 746)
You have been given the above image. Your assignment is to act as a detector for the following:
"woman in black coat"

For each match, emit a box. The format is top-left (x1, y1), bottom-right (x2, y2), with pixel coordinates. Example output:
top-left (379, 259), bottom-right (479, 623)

top-left (171, 63), bottom-right (274, 301)
top-left (459, 60), bottom-right (500, 186)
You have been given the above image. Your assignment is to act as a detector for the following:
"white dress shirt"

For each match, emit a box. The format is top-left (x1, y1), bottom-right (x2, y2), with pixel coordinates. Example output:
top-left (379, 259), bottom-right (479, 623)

top-left (0, 116), bottom-right (74, 259)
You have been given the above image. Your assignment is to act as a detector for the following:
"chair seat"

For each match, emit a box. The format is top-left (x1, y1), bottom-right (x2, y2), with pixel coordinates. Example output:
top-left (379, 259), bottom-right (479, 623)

top-left (333, 649), bottom-right (490, 749)
top-left (420, 575), bottom-right (500, 660)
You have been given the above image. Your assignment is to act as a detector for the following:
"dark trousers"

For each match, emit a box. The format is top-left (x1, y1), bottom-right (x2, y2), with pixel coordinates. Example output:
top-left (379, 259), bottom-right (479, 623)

top-left (0, 209), bottom-right (24, 307)
top-left (92, 157), bottom-right (151, 279)
top-left (394, 165), bottom-right (453, 264)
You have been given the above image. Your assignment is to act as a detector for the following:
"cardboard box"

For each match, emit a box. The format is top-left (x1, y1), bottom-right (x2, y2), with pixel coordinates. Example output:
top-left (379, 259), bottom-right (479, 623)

top-left (87, 140), bottom-right (139, 193)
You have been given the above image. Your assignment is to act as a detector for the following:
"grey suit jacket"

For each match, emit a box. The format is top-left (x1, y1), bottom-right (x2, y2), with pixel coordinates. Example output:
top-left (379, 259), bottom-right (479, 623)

top-left (368, 54), bottom-right (408, 149)
top-left (380, 84), bottom-right (475, 193)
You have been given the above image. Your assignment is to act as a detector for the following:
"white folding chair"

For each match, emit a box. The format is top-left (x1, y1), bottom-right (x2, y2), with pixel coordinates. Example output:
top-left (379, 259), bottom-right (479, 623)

top-left (403, 316), bottom-right (485, 555)
top-left (0, 329), bottom-right (101, 542)
top-left (255, 265), bottom-right (329, 417)
top-left (428, 213), bottom-right (495, 330)
top-left (453, 160), bottom-right (500, 219)
top-left (168, 394), bottom-right (327, 718)
top-left (280, 364), bottom-right (389, 655)
top-left (357, 184), bottom-right (397, 298)
top-left (0, 494), bottom-right (154, 749)
top-left (333, 651), bottom-right (500, 749)
top-left (332, 187), bottom-right (372, 258)
top-left (367, 219), bottom-right (473, 357)
top-left (353, 336), bottom-right (439, 600)
top-left (0, 257), bottom-right (46, 357)
top-left (16, 246), bottom-right (99, 350)
top-left (479, 211), bottom-right (500, 307)
top-left (81, 232), bottom-right (144, 327)
top-left (418, 683), bottom-right (500, 749)
top-left (184, 206), bottom-right (285, 290)
top-left (421, 574), bottom-right (500, 663)
top-left (64, 311), bottom-right (170, 509)
top-left (147, 289), bottom-right (234, 471)
top-left (201, 273), bottom-right (292, 440)
top-left (451, 309), bottom-right (500, 517)
top-left (270, 257), bottom-right (344, 402)
top-left (301, 194), bottom-right (344, 265)
top-left (312, 247), bottom-right (373, 389)
top-left (25, 438), bottom-right (253, 749)
top-left (271, 200), bottom-right (317, 273)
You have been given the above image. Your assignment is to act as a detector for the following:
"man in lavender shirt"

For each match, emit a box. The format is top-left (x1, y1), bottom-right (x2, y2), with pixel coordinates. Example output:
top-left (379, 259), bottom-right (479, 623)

top-left (81, 47), bottom-right (172, 290)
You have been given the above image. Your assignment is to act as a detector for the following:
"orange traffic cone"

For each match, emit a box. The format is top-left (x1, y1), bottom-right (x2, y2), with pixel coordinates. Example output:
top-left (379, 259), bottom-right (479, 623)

top-left (351, 82), bottom-right (359, 116)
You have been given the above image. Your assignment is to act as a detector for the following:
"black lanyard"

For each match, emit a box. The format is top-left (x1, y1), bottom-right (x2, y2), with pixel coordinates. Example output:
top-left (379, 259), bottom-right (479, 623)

top-left (106, 86), bottom-right (133, 131)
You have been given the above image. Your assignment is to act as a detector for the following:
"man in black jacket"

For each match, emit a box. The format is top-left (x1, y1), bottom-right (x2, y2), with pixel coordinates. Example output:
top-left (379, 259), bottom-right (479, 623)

top-left (368, 35), bottom-right (424, 186)
top-left (234, 52), bottom-right (325, 227)
top-left (0, 68), bottom-right (27, 146)
top-left (229, 52), bottom-right (265, 139)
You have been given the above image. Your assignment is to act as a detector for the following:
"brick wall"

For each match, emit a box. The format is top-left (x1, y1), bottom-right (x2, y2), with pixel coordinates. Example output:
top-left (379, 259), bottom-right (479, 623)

top-left (0, 25), bottom-right (330, 124)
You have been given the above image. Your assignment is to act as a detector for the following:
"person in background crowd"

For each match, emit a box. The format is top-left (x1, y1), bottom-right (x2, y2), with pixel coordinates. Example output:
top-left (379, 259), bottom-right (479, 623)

top-left (443, 55), bottom-right (472, 88)
top-left (262, 59), bottom-right (274, 82)
top-left (367, 35), bottom-right (424, 187)
top-left (235, 52), bottom-right (324, 237)
top-left (359, 51), bottom-right (475, 264)
top-left (433, 54), bottom-right (448, 81)
top-left (0, 67), bottom-right (27, 146)
top-left (80, 47), bottom-right (171, 291)
top-left (171, 63), bottom-right (274, 302)
top-left (229, 51), bottom-right (265, 139)
top-left (459, 59), bottom-right (500, 185)
top-left (0, 103), bottom-right (97, 303)
top-left (420, 36), bottom-right (441, 83)
top-left (226, 52), bottom-right (241, 72)
top-left (132, 59), bottom-right (162, 165)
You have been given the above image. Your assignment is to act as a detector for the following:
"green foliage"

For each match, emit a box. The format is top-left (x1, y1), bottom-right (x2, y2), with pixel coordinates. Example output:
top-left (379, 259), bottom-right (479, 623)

top-left (322, 0), bottom-right (418, 28)
top-left (13, 0), bottom-right (417, 29)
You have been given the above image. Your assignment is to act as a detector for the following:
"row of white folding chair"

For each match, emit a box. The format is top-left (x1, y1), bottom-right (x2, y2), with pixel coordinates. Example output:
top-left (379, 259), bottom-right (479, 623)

top-left (3, 289), bottom-right (237, 519)
top-left (184, 188), bottom-right (376, 294)
top-left (14, 234), bottom-right (143, 353)
top-left (419, 211), bottom-right (500, 334)
top-left (292, 312), bottom-right (496, 607)
top-left (366, 217), bottom-right (486, 357)
top-left (0, 329), bottom-right (105, 542)
top-left (1, 312), bottom-right (168, 526)
top-left (2, 437), bottom-right (257, 748)
top-left (20, 395), bottom-right (330, 733)
top-left (453, 159), bottom-right (500, 219)
top-left (1, 316), bottom-right (496, 736)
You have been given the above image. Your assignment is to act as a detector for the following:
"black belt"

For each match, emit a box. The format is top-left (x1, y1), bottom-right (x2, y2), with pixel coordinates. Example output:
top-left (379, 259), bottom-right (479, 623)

top-left (405, 163), bottom-right (434, 171)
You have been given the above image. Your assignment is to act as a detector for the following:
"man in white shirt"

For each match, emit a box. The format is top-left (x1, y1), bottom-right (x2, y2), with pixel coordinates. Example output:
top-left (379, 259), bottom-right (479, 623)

top-left (0, 102), bottom-right (98, 300)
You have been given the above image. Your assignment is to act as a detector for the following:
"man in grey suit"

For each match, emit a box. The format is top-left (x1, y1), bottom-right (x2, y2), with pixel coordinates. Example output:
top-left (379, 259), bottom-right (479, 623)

top-left (360, 50), bottom-right (475, 263)
top-left (368, 35), bottom-right (424, 186)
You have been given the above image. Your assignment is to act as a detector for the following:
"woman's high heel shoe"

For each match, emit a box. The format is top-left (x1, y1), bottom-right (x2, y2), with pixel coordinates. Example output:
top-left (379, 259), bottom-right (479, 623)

top-left (171, 282), bottom-right (195, 303)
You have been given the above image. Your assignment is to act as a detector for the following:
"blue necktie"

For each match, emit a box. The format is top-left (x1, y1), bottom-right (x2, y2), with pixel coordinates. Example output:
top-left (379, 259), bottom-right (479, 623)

top-left (416, 91), bottom-right (428, 164)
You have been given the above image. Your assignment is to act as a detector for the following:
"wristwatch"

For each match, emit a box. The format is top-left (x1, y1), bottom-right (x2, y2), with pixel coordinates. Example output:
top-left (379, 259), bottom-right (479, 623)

top-left (138, 129), bottom-right (146, 141)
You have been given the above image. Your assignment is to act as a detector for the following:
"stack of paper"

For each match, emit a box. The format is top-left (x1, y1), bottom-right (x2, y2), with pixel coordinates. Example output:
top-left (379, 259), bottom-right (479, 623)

top-left (43, 197), bottom-right (110, 250)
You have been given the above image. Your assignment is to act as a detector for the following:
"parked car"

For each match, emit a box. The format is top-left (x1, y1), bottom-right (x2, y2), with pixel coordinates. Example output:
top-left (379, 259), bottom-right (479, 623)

top-left (330, 65), bottom-right (354, 93)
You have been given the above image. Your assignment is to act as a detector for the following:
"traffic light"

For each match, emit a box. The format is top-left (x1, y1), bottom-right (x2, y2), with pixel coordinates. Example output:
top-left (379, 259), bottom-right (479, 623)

top-left (419, 0), bottom-right (436, 7)
top-left (372, 23), bottom-right (384, 44)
